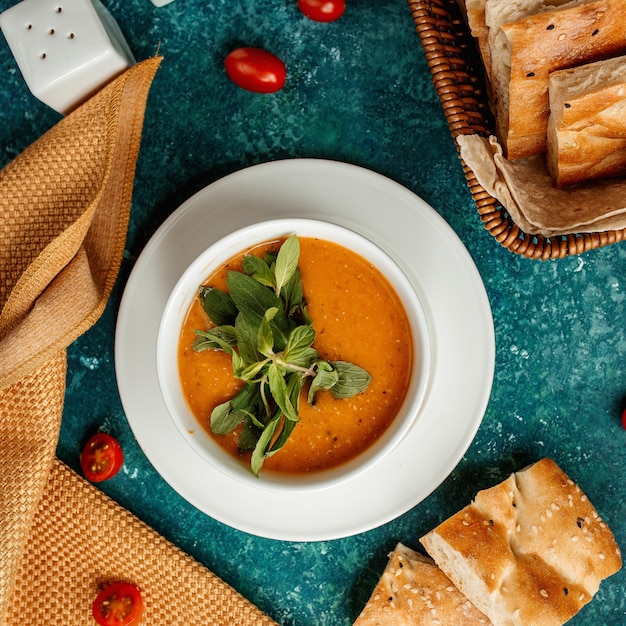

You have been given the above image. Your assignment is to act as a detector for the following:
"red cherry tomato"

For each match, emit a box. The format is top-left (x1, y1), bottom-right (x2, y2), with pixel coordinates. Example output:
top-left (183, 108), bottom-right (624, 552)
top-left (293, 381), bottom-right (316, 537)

top-left (92, 582), bottom-right (143, 626)
top-left (80, 432), bottom-right (124, 482)
top-left (622, 407), bottom-right (626, 430)
top-left (298, 0), bottom-right (345, 22)
top-left (224, 47), bottom-right (286, 93)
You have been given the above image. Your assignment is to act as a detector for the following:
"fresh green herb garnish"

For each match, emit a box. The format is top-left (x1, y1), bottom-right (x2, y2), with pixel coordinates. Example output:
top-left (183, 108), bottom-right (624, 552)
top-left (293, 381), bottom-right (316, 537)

top-left (192, 235), bottom-right (372, 476)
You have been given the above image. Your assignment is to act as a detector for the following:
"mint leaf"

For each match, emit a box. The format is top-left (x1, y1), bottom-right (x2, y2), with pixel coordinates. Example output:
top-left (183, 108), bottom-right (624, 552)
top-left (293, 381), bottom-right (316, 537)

top-left (198, 286), bottom-right (237, 326)
top-left (227, 271), bottom-right (282, 325)
top-left (285, 371), bottom-right (304, 417)
top-left (210, 402), bottom-right (244, 435)
top-left (235, 312), bottom-right (262, 363)
top-left (281, 267), bottom-right (306, 318)
top-left (274, 235), bottom-right (300, 295)
top-left (258, 307), bottom-right (278, 357)
top-left (192, 325), bottom-right (237, 352)
top-left (250, 413), bottom-right (282, 477)
top-left (242, 254), bottom-right (276, 288)
top-left (210, 384), bottom-right (265, 437)
top-left (268, 416), bottom-right (297, 455)
top-left (264, 250), bottom-right (278, 266)
top-left (283, 325), bottom-right (316, 364)
top-left (268, 362), bottom-right (299, 422)
top-left (329, 361), bottom-right (372, 398)
top-left (231, 383), bottom-right (261, 410)
top-left (286, 346), bottom-right (319, 369)
top-left (237, 416), bottom-right (263, 450)
top-left (308, 361), bottom-right (339, 403)
top-left (235, 358), bottom-right (269, 382)
top-left (230, 350), bottom-right (246, 378)
top-left (227, 271), bottom-right (291, 349)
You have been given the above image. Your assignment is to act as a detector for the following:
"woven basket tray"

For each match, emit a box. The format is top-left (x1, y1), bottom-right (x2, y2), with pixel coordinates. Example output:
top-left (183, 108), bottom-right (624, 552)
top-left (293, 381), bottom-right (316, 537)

top-left (407, 0), bottom-right (626, 259)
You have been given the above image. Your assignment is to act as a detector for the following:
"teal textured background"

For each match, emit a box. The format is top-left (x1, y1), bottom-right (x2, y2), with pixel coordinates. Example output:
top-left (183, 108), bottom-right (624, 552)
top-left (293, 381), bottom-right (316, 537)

top-left (1, 0), bottom-right (625, 623)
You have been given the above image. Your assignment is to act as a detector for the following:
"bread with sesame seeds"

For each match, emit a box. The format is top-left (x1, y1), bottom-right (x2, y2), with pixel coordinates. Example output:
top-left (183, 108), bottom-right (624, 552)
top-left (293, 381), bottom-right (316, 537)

top-left (420, 458), bottom-right (622, 626)
top-left (547, 55), bottom-right (626, 187)
top-left (352, 543), bottom-right (492, 625)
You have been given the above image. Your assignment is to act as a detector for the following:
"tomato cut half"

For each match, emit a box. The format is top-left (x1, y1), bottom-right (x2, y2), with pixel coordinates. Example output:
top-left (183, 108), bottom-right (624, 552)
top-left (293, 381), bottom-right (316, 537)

top-left (298, 0), bottom-right (346, 22)
top-left (80, 432), bottom-right (124, 482)
top-left (92, 582), bottom-right (143, 626)
top-left (224, 47), bottom-right (287, 93)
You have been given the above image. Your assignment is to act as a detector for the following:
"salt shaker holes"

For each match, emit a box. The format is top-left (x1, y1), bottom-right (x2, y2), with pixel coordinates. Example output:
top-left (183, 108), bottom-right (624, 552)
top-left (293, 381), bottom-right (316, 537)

top-left (0, 0), bottom-right (136, 113)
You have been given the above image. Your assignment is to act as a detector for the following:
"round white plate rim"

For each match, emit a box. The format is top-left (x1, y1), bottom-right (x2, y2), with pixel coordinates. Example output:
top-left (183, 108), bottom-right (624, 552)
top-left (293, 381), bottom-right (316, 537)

top-left (114, 158), bottom-right (495, 542)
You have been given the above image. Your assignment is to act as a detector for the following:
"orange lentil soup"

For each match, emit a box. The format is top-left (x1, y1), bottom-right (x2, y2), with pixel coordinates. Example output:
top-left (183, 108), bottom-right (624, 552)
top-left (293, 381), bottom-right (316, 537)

top-left (177, 237), bottom-right (414, 474)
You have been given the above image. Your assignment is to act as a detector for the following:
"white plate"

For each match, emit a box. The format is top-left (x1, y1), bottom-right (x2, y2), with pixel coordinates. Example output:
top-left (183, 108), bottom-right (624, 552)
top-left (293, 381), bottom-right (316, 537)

top-left (114, 159), bottom-right (495, 541)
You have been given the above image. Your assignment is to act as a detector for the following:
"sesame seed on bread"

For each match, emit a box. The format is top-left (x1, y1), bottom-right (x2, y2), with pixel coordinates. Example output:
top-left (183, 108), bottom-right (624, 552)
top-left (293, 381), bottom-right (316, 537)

top-left (353, 543), bottom-right (492, 625)
top-left (420, 458), bottom-right (622, 626)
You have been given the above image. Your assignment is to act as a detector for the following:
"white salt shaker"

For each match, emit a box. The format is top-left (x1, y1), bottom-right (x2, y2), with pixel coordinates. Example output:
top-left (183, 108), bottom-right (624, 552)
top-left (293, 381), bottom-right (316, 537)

top-left (0, 0), bottom-right (135, 114)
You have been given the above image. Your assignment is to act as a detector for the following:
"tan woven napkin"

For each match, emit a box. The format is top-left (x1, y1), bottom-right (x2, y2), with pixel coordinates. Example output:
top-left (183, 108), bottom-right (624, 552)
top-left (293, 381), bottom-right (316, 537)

top-left (0, 57), bottom-right (276, 625)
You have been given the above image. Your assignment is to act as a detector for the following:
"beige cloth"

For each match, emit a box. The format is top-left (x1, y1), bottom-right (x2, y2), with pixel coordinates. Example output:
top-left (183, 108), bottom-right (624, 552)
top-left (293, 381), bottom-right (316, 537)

top-left (0, 57), bottom-right (276, 625)
top-left (457, 133), bottom-right (626, 237)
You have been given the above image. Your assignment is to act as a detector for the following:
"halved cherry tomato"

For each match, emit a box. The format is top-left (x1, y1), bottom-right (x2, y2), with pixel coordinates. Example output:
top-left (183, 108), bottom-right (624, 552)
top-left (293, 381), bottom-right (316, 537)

top-left (80, 432), bottom-right (124, 482)
top-left (92, 582), bottom-right (143, 626)
top-left (224, 47), bottom-right (286, 93)
top-left (298, 0), bottom-right (345, 22)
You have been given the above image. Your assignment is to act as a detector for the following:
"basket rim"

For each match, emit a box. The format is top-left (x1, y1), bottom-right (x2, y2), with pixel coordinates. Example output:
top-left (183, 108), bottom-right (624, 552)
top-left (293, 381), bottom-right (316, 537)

top-left (408, 0), bottom-right (626, 259)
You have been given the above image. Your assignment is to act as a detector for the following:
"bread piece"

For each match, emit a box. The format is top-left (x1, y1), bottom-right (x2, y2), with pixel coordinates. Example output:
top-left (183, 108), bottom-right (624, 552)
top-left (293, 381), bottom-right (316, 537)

top-left (489, 0), bottom-right (626, 159)
top-left (483, 0), bottom-right (574, 100)
top-left (420, 458), bottom-right (622, 626)
top-left (547, 55), bottom-right (626, 187)
top-left (353, 543), bottom-right (492, 625)
top-left (484, 0), bottom-right (582, 154)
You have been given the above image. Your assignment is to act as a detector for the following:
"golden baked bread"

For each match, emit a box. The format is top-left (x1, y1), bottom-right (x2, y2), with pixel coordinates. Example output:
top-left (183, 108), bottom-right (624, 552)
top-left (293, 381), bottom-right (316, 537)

top-left (353, 543), bottom-right (491, 625)
top-left (547, 55), bottom-right (626, 187)
top-left (486, 0), bottom-right (626, 159)
top-left (420, 458), bottom-right (622, 626)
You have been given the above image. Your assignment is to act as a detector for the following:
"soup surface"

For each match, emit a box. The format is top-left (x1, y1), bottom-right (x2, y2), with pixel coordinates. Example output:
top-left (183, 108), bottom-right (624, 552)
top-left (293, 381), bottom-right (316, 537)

top-left (178, 236), bottom-right (414, 474)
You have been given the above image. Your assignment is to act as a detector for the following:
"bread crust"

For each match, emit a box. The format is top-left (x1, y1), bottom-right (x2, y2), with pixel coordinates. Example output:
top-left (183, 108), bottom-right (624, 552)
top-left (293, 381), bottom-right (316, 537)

top-left (353, 543), bottom-right (492, 625)
top-left (496, 0), bottom-right (626, 159)
top-left (420, 458), bottom-right (622, 626)
top-left (547, 55), bottom-right (626, 186)
top-left (484, 0), bottom-right (582, 156)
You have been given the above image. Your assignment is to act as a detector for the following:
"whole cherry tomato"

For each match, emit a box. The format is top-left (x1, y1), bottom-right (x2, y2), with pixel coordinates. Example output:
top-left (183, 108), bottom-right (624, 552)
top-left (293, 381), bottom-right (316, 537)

top-left (224, 47), bottom-right (286, 93)
top-left (298, 0), bottom-right (346, 22)
top-left (80, 432), bottom-right (124, 482)
top-left (92, 582), bottom-right (143, 626)
top-left (622, 406), bottom-right (626, 430)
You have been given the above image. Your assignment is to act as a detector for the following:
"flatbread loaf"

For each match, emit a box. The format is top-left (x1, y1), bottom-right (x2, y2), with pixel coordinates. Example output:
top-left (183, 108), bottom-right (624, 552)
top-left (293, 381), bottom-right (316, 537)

top-left (547, 55), bottom-right (626, 187)
top-left (353, 543), bottom-right (492, 625)
top-left (491, 0), bottom-right (626, 159)
top-left (420, 458), bottom-right (622, 626)
top-left (457, 133), bottom-right (626, 236)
